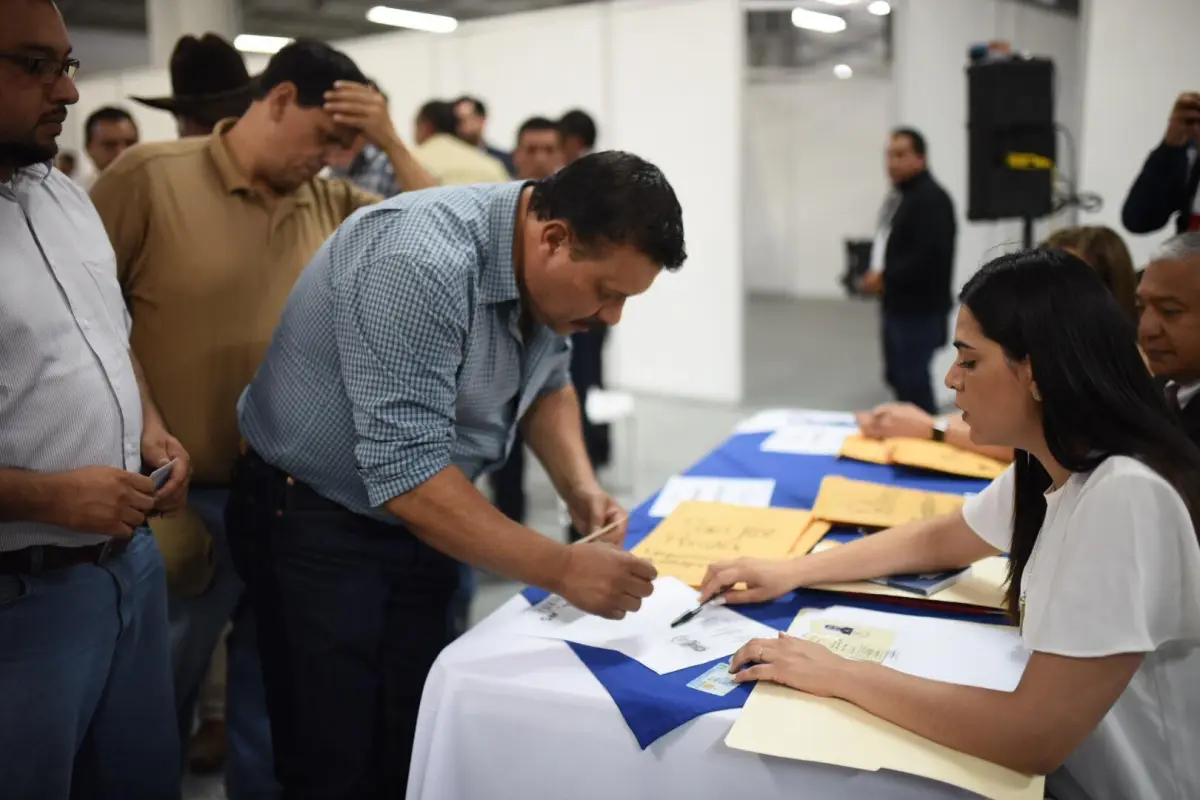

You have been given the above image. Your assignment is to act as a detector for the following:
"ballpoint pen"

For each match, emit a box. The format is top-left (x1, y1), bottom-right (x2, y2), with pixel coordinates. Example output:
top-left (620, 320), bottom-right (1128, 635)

top-left (669, 587), bottom-right (730, 628)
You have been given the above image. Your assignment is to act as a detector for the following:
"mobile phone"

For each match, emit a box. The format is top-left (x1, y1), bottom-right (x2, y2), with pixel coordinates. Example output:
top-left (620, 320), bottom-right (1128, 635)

top-left (150, 459), bottom-right (178, 491)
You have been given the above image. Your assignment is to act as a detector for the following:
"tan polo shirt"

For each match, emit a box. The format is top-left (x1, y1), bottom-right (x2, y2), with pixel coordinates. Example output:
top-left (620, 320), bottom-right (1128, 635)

top-left (90, 120), bottom-right (381, 484)
top-left (415, 133), bottom-right (511, 186)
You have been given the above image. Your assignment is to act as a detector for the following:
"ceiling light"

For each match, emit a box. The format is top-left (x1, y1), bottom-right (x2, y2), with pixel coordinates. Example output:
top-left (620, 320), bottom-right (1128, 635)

top-left (234, 35), bottom-right (291, 54)
top-left (867, 1), bottom-right (892, 15)
top-left (791, 8), bottom-right (847, 33)
top-left (816, 0), bottom-right (857, 5)
top-left (833, 63), bottom-right (853, 79)
top-left (367, 5), bottom-right (459, 33)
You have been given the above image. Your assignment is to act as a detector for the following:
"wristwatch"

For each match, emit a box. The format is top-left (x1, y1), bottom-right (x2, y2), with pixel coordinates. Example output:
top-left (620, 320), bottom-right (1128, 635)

top-left (931, 417), bottom-right (949, 443)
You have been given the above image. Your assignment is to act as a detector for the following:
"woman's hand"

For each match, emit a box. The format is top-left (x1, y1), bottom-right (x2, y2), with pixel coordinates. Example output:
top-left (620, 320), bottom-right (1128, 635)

top-left (699, 557), bottom-right (800, 604)
top-left (729, 633), bottom-right (854, 697)
top-left (857, 402), bottom-right (936, 440)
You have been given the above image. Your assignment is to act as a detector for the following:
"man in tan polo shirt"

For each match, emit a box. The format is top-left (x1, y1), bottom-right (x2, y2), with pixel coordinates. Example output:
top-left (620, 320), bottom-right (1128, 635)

top-left (90, 39), bottom-right (434, 797)
top-left (413, 99), bottom-right (510, 186)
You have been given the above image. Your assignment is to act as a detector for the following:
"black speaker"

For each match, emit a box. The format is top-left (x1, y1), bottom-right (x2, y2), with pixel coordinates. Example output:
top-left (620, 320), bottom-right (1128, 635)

top-left (967, 58), bottom-right (1056, 221)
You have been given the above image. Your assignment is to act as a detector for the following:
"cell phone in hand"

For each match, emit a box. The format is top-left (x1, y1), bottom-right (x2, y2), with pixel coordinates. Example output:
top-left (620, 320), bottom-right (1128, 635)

top-left (150, 459), bottom-right (178, 491)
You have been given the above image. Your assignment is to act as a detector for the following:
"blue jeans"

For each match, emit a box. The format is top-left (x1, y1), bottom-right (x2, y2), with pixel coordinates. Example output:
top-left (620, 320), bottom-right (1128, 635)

top-left (0, 531), bottom-right (180, 798)
top-left (169, 488), bottom-right (278, 799)
top-left (882, 310), bottom-right (947, 415)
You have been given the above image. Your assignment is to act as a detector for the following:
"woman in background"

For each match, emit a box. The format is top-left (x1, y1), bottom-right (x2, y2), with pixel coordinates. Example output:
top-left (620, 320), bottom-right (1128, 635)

top-left (857, 225), bottom-right (1140, 462)
top-left (705, 249), bottom-right (1200, 800)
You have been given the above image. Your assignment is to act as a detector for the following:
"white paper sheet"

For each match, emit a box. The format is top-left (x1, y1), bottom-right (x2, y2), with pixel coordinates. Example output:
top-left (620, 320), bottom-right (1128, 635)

top-left (734, 408), bottom-right (858, 434)
top-left (510, 577), bottom-right (777, 675)
top-left (760, 424), bottom-right (854, 456)
top-left (798, 606), bottom-right (1029, 692)
top-left (647, 476), bottom-right (776, 518)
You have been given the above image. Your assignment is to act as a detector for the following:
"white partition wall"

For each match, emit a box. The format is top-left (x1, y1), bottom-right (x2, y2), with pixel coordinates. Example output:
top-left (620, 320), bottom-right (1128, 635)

top-left (1079, 0), bottom-right (1200, 267)
top-left (65, 0), bottom-right (744, 405)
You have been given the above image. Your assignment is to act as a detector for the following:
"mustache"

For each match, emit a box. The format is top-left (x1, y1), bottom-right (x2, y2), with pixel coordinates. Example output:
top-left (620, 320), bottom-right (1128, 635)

top-left (40, 107), bottom-right (68, 124)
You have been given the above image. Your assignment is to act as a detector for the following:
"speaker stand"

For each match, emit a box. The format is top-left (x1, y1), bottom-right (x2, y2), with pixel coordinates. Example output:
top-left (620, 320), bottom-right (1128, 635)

top-left (1022, 217), bottom-right (1035, 250)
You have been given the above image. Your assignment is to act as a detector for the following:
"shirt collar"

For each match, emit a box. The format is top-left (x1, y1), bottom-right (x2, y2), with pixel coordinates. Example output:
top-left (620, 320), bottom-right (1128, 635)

top-left (1172, 380), bottom-right (1200, 409)
top-left (207, 118), bottom-right (313, 207)
top-left (3, 161), bottom-right (52, 192)
top-left (480, 181), bottom-right (531, 305)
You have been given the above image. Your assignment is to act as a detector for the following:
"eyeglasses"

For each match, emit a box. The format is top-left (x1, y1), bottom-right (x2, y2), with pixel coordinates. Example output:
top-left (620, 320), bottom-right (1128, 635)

top-left (0, 51), bottom-right (80, 82)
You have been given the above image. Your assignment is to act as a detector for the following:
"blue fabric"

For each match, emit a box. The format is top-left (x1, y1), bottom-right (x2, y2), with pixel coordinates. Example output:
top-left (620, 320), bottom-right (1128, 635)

top-left (521, 430), bottom-right (999, 748)
top-left (238, 182), bottom-right (571, 523)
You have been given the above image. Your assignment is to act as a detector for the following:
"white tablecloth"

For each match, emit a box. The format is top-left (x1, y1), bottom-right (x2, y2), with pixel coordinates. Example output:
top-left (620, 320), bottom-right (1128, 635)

top-left (406, 595), bottom-right (984, 800)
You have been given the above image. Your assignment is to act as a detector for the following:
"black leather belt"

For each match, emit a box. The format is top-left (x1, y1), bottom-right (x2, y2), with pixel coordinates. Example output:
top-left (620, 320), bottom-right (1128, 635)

top-left (0, 536), bottom-right (130, 575)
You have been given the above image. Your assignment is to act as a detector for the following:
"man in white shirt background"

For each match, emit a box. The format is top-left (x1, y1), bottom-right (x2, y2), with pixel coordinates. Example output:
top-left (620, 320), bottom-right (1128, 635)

top-left (0, 0), bottom-right (191, 794)
top-left (81, 105), bottom-right (138, 187)
top-left (1138, 231), bottom-right (1200, 442)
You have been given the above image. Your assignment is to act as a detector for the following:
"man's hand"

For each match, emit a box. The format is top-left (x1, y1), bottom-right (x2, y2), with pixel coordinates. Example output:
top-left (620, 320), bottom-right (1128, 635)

top-left (557, 542), bottom-right (657, 619)
top-left (47, 467), bottom-right (156, 537)
top-left (859, 270), bottom-right (884, 295)
top-left (142, 428), bottom-right (191, 513)
top-left (1164, 92), bottom-right (1200, 147)
top-left (567, 486), bottom-right (627, 546)
top-left (324, 81), bottom-right (401, 151)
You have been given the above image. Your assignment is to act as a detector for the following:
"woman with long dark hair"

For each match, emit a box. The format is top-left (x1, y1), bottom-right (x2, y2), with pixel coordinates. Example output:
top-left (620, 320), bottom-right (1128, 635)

top-left (701, 249), bottom-right (1200, 800)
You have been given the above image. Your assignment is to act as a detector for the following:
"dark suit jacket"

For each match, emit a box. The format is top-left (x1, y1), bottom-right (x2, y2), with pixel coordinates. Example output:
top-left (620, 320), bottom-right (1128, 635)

top-left (1122, 142), bottom-right (1200, 235)
top-left (1179, 397), bottom-right (1200, 447)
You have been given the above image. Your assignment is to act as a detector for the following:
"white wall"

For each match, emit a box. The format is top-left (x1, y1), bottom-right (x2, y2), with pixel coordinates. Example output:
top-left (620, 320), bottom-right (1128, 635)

top-left (893, 0), bottom-right (1081, 406)
top-left (64, 0), bottom-right (744, 404)
top-left (744, 72), bottom-right (894, 297)
top-left (1079, 0), bottom-right (1200, 267)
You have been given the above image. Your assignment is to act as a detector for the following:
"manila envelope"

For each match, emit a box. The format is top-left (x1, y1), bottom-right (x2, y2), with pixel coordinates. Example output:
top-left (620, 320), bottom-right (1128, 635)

top-left (889, 438), bottom-right (1009, 480)
top-left (810, 476), bottom-right (966, 530)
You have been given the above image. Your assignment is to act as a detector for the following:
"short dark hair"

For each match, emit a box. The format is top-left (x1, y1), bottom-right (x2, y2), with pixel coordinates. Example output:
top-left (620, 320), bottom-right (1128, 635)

top-left (455, 95), bottom-right (486, 117)
top-left (529, 151), bottom-right (686, 271)
top-left (559, 109), bottom-right (597, 149)
top-left (85, 106), bottom-right (136, 145)
top-left (417, 100), bottom-right (459, 136)
top-left (517, 116), bottom-right (560, 145)
top-left (892, 127), bottom-right (927, 157)
top-left (254, 39), bottom-right (367, 107)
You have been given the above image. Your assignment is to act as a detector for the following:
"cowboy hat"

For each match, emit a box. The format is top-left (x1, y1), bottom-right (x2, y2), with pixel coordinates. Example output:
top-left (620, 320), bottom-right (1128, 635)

top-left (130, 33), bottom-right (255, 123)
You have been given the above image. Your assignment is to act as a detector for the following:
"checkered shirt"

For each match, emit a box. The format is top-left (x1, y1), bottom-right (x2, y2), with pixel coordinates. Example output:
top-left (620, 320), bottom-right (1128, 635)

top-left (238, 181), bottom-right (572, 520)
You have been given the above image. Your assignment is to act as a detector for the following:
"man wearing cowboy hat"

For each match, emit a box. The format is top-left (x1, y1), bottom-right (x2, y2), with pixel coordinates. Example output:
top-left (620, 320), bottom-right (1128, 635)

top-left (131, 33), bottom-right (254, 138)
top-left (91, 37), bottom-right (435, 798)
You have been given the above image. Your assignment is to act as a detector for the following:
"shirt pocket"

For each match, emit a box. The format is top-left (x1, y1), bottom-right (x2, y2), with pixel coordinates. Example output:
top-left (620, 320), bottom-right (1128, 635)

top-left (82, 257), bottom-right (133, 345)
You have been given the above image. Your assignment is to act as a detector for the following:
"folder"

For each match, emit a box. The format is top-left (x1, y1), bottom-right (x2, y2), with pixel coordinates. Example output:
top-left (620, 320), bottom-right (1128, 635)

top-left (725, 610), bottom-right (1044, 800)
top-left (811, 475), bottom-right (966, 530)
top-left (888, 438), bottom-right (1009, 480)
top-left (811, 551), bottom-right (1011, 612)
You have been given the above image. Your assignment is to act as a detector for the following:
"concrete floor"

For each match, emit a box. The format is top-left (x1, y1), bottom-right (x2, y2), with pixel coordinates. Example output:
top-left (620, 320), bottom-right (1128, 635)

top-left (183, 295), bottom-right (895, 798)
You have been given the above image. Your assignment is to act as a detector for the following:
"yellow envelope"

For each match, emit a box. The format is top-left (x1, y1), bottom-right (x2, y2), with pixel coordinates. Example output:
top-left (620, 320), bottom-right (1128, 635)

top-left (839, 435), bottom-right (892, 465)
top-left (788, 519), bottom-right (832, 557)
top-left (889, 438), bottom-right (1009, 480)
top-left (725, 610), bottom-right (1044, 800)
top-left (810, 475), bottom-right (966, 529)
top-left (631, 501), bottom-right (811, 587)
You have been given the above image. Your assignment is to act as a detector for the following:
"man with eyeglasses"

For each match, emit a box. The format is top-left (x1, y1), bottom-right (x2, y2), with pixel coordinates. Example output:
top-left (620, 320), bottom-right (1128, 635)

top-left (0, 0), bottom-right (184, 796)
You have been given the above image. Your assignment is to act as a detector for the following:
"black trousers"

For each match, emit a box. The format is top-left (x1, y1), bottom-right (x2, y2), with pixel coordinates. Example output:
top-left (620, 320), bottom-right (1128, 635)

top-left (226, 451), bottom-right (459, 799)
top-left (882, 310), bottom-right (947, 415)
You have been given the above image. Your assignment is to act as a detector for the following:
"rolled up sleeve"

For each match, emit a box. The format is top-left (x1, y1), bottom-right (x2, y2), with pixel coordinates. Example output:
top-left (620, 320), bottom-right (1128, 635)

top-left (332, 255), bottom-right (467, 507)
top-left (537, 337), bottom-right (573, 399)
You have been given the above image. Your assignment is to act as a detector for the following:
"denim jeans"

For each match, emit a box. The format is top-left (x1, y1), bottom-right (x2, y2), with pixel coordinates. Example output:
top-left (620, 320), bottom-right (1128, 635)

top-left (169, 488), bottom-right (278, 799)
top-left (0, 531), bottom-right (180, 799)
top-left (882, 310), bottom-right (948, 415)
top-left (227, 452), bottom-right (460, 799)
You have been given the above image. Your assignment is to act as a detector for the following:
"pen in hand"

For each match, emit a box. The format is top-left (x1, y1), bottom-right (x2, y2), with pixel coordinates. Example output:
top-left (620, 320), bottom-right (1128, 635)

top-left (670, 587), bottom-right (730, 628)
top-left (573, 517), bottom-right (627, 545)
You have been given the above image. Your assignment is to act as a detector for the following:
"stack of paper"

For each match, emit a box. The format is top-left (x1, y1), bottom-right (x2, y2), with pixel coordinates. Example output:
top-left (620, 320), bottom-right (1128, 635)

top-left (838, 435), bottom-right (1009, 480)
top-left (632, 501), bottom-right (814, 587)
top-left (761, 424), bottom-right (854, 456)
top-left (726, 607), bottom-right (1041, 800)
top-left (509, 576), bottom-right (776, 675)
top-left (647, 476), bottom-right (776, 518)
top-left (810, 475), bottom-right (967, 530)
top-left (734, 408), bottom-right (857, 434)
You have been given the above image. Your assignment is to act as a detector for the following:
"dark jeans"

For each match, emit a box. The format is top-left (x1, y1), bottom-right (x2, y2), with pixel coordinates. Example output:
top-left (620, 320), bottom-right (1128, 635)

top-left (882, 310), bottom-right (947, 415)
top-left (226, 452), bottom-right (460, 800)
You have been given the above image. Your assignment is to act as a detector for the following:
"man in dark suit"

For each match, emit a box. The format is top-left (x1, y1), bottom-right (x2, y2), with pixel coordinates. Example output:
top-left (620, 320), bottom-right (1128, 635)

top-left (1138, 232), bottom-right (1200, 444)
top-left (1122, 92), bottom-right (1200, 236)
top-left (860, 128), bottom-right (957, 414)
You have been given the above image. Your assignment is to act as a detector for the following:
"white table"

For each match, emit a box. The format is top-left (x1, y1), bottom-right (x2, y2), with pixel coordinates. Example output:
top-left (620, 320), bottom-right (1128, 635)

top-left (406, 594), bottom-right (984, 800)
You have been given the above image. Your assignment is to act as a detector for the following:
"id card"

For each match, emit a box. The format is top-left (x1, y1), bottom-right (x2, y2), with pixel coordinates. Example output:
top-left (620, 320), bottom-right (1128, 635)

top-left (150, 458), bottom-right (178, 490)
top-left (804, 620), bottom-right (894, 664)
top-left (686, 662), bottom-right (739, 696)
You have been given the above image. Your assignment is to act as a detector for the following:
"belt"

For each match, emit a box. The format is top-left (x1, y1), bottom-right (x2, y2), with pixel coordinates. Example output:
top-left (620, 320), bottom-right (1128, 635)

top-left (237, 448), bottom-right (347, 514)
top-left (0, 536), bottom-right (130, 575)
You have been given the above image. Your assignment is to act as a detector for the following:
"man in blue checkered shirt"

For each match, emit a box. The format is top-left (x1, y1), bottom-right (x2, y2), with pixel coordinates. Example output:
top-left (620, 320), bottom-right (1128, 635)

top-left (226, 151), bottom-right (686, 796)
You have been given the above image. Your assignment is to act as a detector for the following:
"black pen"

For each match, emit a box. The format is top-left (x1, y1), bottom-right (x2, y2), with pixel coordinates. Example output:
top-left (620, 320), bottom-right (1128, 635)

top-left (670, 588), bottom-right (730, 628)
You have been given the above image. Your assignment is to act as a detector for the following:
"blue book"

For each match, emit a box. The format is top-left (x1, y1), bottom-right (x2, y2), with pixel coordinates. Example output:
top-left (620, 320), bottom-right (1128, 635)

top-left (869, 567), bottom-right (969, 597)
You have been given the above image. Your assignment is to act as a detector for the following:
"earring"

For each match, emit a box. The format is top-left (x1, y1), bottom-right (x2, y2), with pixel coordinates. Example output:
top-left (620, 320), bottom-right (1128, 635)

top-left (1031, 386), bottom-right (1042, 402)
